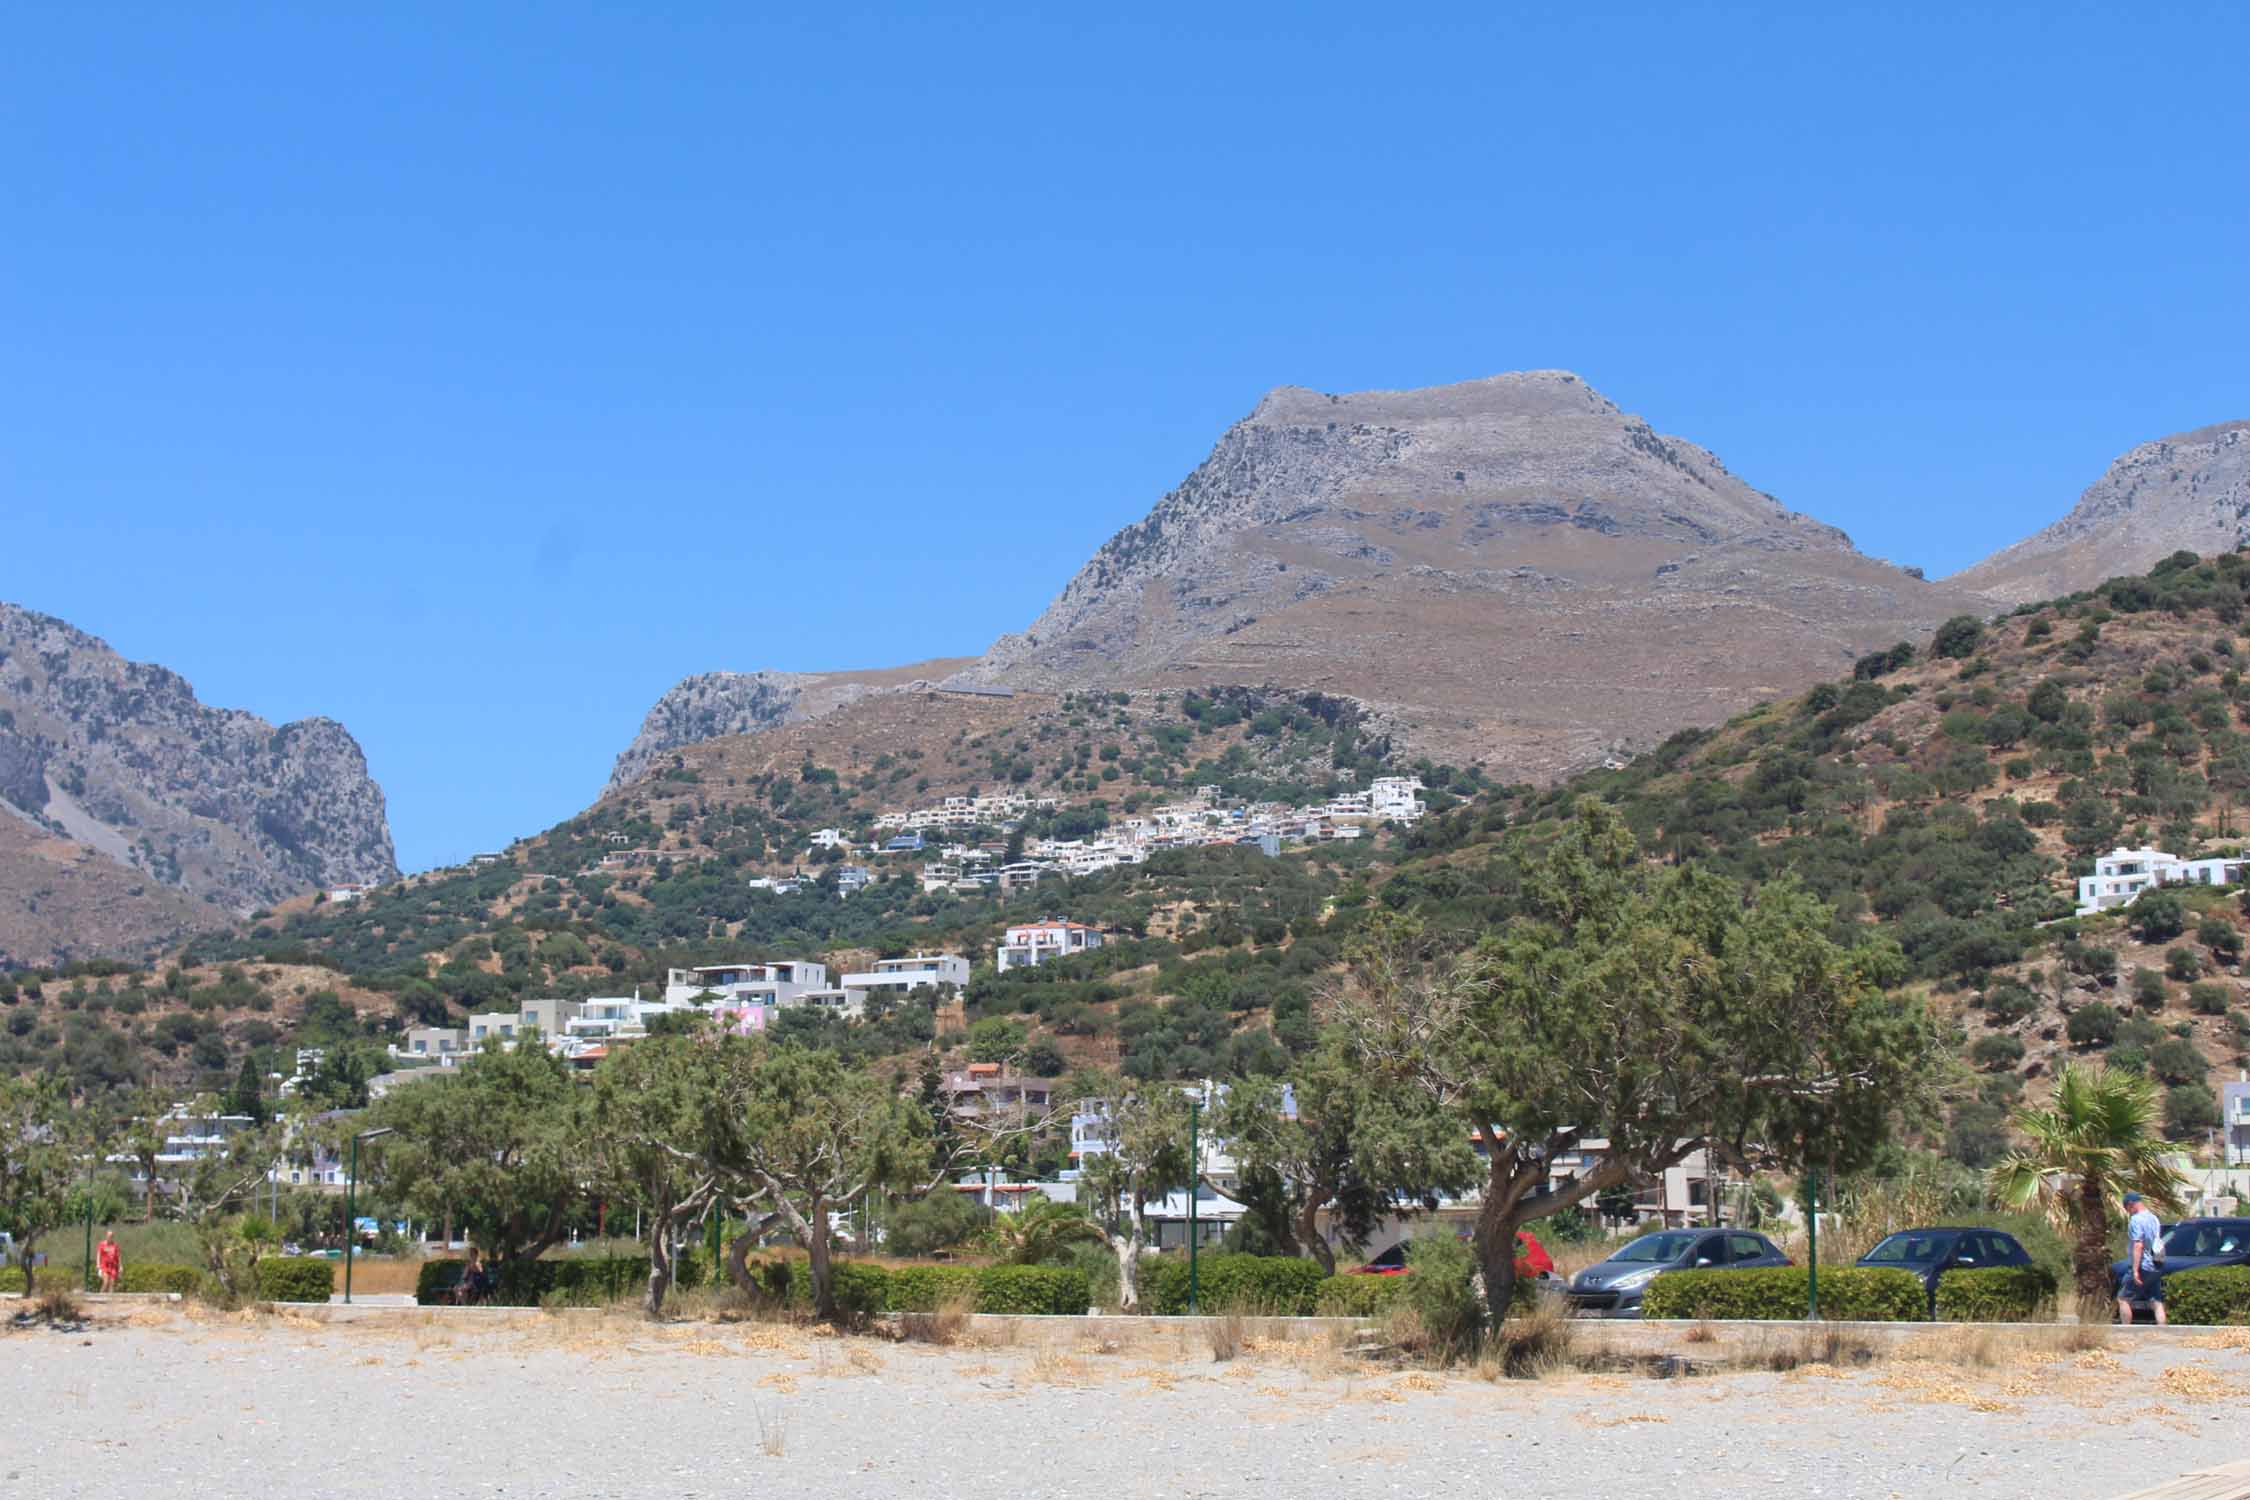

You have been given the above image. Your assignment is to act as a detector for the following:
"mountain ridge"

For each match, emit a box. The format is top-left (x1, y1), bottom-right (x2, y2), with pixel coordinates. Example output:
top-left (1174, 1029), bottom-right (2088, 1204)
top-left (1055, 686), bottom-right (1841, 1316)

top-left (0, 601), bottom-right (397, 966)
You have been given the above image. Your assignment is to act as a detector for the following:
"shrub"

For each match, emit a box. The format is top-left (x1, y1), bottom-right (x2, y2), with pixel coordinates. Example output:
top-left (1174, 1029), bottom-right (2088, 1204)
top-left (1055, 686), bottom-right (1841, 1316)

top-left (1400, 1233), bottom-right (1484, 1348)
top-left (2130, 891), bottom-right (2188, 944)
top-left (885, 1265), bottom-right (981, 1312)
top-left (1145, 1253), bottom-right (1325, 1316)
top-left (974, 1264), bottom-right (1090, 1315)
top-left (2188, 982), bottom-right (2233, 1016)
top-left (1934, 1265), bottom-right (2056, 1321)
top-left (1638, 1266), bottom-right (1926, 1322)
top-left (2147, 1037), bottom-right (2208, 1085)
top-left (2198, 914), bottom-right (2243, 960)
top-left (2166, 946), bottom-right (2204, 982)
top-left (118, 1263), bottom-right (204, 1295)
top-left (2165, 1265), bottom-right (2250, 1325)
top-left (2131, 968), bottom-right (2170, 1009)
top-left (1933, 616), bottom-right (1985, 660)
top-left (2067, 1003), bottom-right (2121, 1047)
top-left (1982, 985), bottom-right (2039, 1024)
top-left (2165, 1083), bottom-right (2221, 1136)
top-left (416, 1255), bottom-right (657, 1307)
top-left (255, 1257), bottom-right (337, 1304)
top-left (752, 1258), bottom-right (893, 1318)
top-left (1314, 1274), bottom-right (1412, 1317)
top-left (1970, 1034), bottom-right (2026, 1071)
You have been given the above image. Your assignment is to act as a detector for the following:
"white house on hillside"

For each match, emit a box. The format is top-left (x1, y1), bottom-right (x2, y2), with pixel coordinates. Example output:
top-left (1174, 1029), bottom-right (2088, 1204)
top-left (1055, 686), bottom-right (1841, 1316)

top-left (663, 961), bottom-right (830, 1006)
top-left (996, 920), bottom-right (1104, 972)
top-left (840, 952), bottom-right (970, 999)
top-left (2076, 847), bottom-right (2249, 916)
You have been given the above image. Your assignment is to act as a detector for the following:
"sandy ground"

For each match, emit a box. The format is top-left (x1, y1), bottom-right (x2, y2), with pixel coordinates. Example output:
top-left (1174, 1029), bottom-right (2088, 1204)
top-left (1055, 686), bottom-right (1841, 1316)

top-left (5, 1312), bottom-right (2249, 1499)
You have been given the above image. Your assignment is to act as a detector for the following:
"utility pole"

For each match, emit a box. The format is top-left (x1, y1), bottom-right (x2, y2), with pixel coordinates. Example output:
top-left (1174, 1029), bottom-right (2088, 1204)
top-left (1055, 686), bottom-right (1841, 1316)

top-left (1805, 1168), bottom-right (1820, 1321)
top-left (344, 1127), bottom-right (393, 1305)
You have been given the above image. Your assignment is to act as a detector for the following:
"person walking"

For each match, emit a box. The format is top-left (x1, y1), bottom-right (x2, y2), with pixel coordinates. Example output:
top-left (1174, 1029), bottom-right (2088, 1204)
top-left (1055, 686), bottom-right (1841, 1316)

top-left (2117, 1190), bottom-right (2166, 1327)
top-left (96, 1229), bottom-right (122, 1293)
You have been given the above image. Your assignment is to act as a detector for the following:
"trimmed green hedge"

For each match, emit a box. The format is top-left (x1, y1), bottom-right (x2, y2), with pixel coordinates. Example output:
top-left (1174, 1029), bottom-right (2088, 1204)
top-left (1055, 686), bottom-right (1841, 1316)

top-left (1935, 1265), bottom-right (2056, 1322)
top-left (1639, 1266), bottom-right (1927, 1322)
top-left (1145, 1254), bottom-right (1327, 1316)
top-left (2166, 1266), bottom-right (2250, 1326)
top-left (1314, 1274), bottom-right (1412, 1317)
top-left (887, 1265), bottom-right (982, 1311)
top-left (256, 1257), bottom-right (338, 1304)
top-left (3, 1262), bottom-right (206, 1296)
top-left (119, 1263), bottom-right (206, 1296)
top-left (416, 1255), bottom-right (675, 1306)
top-left (974, 1265), bottom-right (1090, 1315)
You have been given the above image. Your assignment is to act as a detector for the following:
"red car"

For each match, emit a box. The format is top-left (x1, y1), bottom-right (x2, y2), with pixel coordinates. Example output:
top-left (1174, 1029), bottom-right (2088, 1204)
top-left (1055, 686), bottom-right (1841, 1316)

top-left (1352, 1230), bottom-right (1552, 1277)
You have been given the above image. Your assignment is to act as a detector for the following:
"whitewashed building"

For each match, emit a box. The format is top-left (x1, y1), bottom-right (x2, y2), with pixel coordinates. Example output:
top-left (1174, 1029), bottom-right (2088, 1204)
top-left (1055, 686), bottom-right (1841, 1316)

top-left (996, 919), bottom-right (1104, 971)
top-left (840, 952), bottom-right (970, 999)
top-left (663, 961), bottom-right (830, 1007)
top-left (2075, 847), bottom-right (2249, 915)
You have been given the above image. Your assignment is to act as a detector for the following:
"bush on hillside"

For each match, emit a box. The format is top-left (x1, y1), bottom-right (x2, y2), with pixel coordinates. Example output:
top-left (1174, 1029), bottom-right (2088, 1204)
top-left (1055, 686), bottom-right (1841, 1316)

top-left (2131, 892), bottom-right (2188, 944)
top-left (2067, 1003), bottom-right (2121, 1047)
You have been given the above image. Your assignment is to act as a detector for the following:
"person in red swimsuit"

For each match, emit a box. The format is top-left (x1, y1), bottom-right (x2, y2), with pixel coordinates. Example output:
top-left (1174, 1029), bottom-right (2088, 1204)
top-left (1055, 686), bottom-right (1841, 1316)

top-left (96, 1229), bottom-right (121, 1292)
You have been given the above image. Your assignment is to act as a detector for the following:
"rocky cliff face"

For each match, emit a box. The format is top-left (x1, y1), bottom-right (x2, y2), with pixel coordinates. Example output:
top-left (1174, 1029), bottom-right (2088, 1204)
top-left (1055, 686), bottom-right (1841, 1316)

top-left (0, 602), bottom-right (396, 964)
top-left (949, 371), bottom-right (1993, 776)
top-left (606, 657), bottom-right (976, 793)
top-left (1949, 421), bottom-right (2250, 603)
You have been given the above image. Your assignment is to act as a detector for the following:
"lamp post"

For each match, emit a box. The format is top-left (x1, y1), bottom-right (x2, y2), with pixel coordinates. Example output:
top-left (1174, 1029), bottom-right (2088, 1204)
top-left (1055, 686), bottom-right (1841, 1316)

top-left (1187, 1095), bottom-right (1199, 1316)
top-left (344, 1127), bottom-right (393, 1305)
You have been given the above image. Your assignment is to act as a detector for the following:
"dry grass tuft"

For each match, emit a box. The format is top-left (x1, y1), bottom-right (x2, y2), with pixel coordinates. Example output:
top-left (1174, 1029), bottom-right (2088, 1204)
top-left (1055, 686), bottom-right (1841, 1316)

top-left (1478, 1298), bottom-right (1577, 1380)
top-left (751, 1396), bottom-right (787, 1458)
top-left (1027, 1349), bottom-right (1094, 1386)
top-left (31, 1282), bottom-right (86, 1325)
top-left (1208, 1308), bottom-right (1247, 1364)
top-left (756, 1372), bottom-right (799, 1394)
top-left (1394, 1371), bottom-right (1444, 1394)
top-left (2156, 1363), bottom-right (2240, 1402)
top-left (1681, 1321), bottom-right (1719, 1345)
top-left (1738, 1323), bottom-right (1874, 1374)
top-left (2184, 1327), bottom-right (2250, 1351)
top-left (897, 1290), bottom-right (976, 1347)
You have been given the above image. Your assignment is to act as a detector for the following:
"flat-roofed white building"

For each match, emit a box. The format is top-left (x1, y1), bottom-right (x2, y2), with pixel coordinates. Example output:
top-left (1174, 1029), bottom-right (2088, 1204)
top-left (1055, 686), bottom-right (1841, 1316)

top-left (663, 961), bottom-right (830, 1006)
top-left (841, 952), bottom-right (969, 1000)
top-left (996, 919), bottom-right (1103, 972)
top-left (2075, 847), bottom-right (2250, 915)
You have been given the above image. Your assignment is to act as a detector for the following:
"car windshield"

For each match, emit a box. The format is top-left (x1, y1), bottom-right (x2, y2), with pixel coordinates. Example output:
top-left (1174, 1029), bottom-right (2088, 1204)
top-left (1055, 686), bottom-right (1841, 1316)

top-left (1863, 1232), bottom-right (1954, 1264)
top-left (1610, 1232), bottom-right (1703, 1264)
top-left (2165, 1222), bottom-right (2250, 1258)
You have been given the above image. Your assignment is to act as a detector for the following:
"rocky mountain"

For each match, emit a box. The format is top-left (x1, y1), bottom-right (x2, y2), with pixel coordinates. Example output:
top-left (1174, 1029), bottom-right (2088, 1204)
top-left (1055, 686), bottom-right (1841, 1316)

top-left (0, 602), bottom-right (396, 965)
top-left (606, 657), bottom-right (975, 792)
top-left (947, 371), bottom-right (1993, 777)
top-left (1950, 421), bottom-right (2250, 604)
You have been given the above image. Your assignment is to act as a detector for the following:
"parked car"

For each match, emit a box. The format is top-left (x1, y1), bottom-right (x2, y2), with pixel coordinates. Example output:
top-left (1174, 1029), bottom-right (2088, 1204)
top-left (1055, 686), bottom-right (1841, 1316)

top-left (1565, 1228), bottom-right (1789, 1317)
top-left (2111, 1217), bottom-right (2250, 1320)
top-left (1856, 1227), bottom-right (2034, 1312)
top-left (1351, 1229), bottom-right (1554, 1279)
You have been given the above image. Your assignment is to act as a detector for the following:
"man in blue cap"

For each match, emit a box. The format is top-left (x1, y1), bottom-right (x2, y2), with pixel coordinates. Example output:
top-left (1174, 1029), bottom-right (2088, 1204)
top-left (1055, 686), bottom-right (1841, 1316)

top-left (2118, 1191), bottom-right (2166, 1326)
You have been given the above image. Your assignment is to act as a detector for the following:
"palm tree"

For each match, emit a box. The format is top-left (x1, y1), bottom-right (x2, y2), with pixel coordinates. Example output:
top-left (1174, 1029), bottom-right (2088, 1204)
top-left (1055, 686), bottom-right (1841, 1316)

top-left (982, 1198), bottom-right (1106, 1266)
top-left (1989, 1063), bottom-right (2189, 1302)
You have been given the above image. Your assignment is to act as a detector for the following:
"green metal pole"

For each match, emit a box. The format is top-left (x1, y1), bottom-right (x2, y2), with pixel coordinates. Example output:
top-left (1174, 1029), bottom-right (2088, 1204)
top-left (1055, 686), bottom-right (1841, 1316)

top-left (84, 1195), bottom-right (94, 1293)
top-left (1805, 1168), bottom-right (1818, 1321)
top-left (1188, 1098), bottom-right (1199, 1316)
top-left (344, 1134), bottom-right (358, 1305)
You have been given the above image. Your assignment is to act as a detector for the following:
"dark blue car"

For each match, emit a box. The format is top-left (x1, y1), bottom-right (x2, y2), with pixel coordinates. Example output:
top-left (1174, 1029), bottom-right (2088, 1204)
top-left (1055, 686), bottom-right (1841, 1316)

top-left (1857, 1227), bottom-right (2033, 1312)
top-left (2111, 1217), bottom-right (2250, 1320)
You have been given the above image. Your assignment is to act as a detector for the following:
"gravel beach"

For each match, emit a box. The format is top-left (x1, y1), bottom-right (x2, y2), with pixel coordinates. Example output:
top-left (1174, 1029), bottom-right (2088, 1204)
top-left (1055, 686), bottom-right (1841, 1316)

top-left (6, 1312), bottom-right (2247, 1499)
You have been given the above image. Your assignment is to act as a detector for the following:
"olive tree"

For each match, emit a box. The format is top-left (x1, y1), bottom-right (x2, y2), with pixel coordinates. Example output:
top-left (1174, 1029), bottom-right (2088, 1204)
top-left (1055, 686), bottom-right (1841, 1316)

top-left (0, 1075), bottom-right (73, 1293)
top-left (1073, 1074), bottom-right (1192, 1311)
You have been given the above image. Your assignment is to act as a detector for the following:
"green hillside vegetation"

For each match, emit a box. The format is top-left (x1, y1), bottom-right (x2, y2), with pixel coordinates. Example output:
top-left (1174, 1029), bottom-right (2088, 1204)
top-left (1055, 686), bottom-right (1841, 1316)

top-left (7, 554), bottom-right (2250, 1177)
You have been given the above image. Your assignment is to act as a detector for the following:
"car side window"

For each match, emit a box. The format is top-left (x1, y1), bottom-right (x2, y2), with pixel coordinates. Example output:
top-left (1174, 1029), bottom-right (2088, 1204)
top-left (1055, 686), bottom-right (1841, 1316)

top-left (1728, 1234), bottom-right (1766, 1263)
top-left (1693, 1236), bottom-right (1726, 1266)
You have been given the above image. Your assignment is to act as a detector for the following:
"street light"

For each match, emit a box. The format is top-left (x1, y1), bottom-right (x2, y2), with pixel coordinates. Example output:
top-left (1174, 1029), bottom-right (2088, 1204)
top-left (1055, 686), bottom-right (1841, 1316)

top-left (343, 1127), bottom-right (393, 1305)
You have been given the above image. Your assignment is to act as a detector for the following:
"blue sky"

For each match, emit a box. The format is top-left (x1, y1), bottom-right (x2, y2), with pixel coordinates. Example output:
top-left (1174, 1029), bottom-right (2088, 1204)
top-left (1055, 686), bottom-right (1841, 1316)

top-left (7, 4), bottom-right (2247, 872)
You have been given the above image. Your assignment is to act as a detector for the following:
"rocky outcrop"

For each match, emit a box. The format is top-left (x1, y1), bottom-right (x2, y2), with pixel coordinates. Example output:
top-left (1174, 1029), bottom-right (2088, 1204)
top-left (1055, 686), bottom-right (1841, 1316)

top-left (606, 657), bottom-right (976, 793)
top-left (0, 602), bottom-right (396, 962)
top-left (1950, 421), bottom-right (2250, 603)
